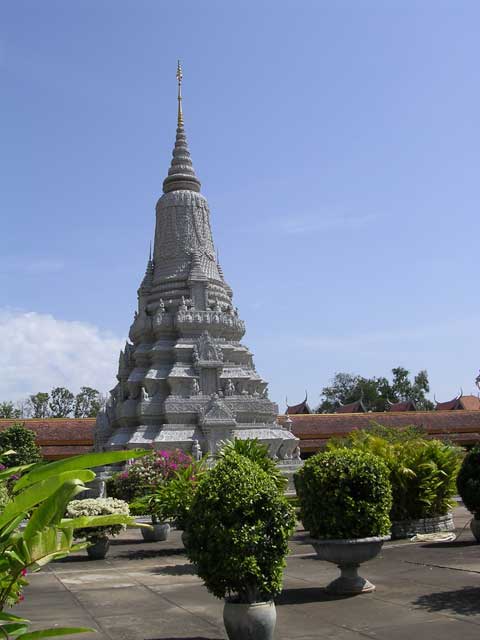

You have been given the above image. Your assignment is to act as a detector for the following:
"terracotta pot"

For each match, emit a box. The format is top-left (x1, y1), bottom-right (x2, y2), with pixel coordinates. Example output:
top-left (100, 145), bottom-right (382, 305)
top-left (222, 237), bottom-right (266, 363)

top-left (141, 522), bottom-right (170, 542)
top-left (223, 600), bottom-right (276, 640)
top-left (86, 537), bottom-right (110, 560)
top-left (309, 536), bottom-right (390, 594)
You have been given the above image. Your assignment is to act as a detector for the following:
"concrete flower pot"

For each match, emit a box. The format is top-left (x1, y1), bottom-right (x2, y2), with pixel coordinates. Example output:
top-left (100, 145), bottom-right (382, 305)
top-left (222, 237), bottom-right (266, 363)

top-left (86, 537), bottom-right (110, 560)
top-left (309, 536), bottom-right (390, 594)
top-left (470, 517), bottom-right (480, 542)
top-left (141, 522), bottom-right (170, 542)
top-left (223, 600), bottom-right (276, 640)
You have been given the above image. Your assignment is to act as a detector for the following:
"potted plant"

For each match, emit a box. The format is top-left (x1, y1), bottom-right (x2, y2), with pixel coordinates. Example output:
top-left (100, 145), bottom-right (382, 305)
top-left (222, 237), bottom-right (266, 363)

top-left (65, 497), bottom-right (130, 559)
top-left (147, 459), bottom-right (207, 545)
top-left (328, 425), bottom-right (461, 538)
top-left (457, 445), bottom-right (480, 541)
top-left (295, 449), bottom-right (392, 594)
top-left (107, 449), bottom-right (194, 541)
top-left (185, 451), bottom-right (295, 640)
top-left (130, 494), bottom-right (170, 542)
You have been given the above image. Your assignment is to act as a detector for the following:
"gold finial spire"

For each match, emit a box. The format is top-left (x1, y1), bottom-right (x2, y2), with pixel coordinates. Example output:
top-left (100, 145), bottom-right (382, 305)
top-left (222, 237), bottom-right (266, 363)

top-left (176, 59), bottom-right (184, 127)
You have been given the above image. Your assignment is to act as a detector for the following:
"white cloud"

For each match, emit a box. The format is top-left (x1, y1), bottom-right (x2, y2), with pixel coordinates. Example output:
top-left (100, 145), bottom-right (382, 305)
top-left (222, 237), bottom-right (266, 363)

top-left (0, 309), bottom-right (124, 401)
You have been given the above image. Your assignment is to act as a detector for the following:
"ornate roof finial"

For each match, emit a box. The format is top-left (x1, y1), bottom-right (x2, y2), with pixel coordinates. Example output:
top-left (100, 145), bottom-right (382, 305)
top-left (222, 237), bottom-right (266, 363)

top-left (163, 61), bottom-right (201, 194)
top-left (176, 60), bottom-right (184, 128)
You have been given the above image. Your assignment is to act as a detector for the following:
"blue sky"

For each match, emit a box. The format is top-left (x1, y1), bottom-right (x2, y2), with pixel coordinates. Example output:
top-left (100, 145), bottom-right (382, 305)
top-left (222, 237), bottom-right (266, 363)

top-left (1, 0), bottom-right (479, 408)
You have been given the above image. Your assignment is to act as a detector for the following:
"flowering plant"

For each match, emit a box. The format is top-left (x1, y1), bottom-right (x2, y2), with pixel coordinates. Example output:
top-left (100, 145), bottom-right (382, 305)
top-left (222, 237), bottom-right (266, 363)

top-left (107, 449), bottom-right (193, 505)
top-left (65, 498), bottom-right (130, 541)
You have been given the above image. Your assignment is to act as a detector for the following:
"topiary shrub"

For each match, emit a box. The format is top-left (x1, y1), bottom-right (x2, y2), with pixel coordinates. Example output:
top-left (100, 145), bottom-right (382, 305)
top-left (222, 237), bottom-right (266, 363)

top-left (295, 449), bottom-right (392, 539)
top-left (457, 446), bottom-right (480, 517)
top-left (185, 452), bottom-right (296, 603)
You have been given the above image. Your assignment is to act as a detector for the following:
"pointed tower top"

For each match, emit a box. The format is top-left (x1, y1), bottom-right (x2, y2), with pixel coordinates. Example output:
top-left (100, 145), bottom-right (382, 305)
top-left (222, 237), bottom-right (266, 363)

top-left (176, 60), bottom-right (184, 128)
top-left (139, 249), bottom-right (155, 291)
top-left (163, 61), bottom-right (201, 194)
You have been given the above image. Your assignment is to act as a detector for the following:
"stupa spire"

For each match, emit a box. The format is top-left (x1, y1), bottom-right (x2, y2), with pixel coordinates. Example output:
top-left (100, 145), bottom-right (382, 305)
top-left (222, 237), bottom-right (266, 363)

top-left (163, 61), bottom-right (201, 194)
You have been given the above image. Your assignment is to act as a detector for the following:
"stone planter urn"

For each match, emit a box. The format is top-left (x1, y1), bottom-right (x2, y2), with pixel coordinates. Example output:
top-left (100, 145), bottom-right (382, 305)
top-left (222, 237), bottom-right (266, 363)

top-left (470, 517), bottom-right (480, 542)
top-left (86, 537), bottom-right (110, 560)
top-left (309, 536), bottom-right (390, 594)
top-left (223, 600), bottom-right (276, 640)
top-left (141, 522), bottom-right (170, 542)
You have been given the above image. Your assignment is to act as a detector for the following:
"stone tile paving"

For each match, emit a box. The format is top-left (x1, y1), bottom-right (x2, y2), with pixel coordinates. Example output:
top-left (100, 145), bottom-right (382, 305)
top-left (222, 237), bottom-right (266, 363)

top-left (12, 505), bottom-right (480, 639)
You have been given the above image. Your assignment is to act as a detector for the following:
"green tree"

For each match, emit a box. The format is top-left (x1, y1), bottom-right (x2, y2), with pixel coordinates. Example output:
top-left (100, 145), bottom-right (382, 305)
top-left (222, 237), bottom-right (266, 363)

top-left (74, 387), bottom-right (101, 418)
top-left (318, 367), bottom-right (434, 413)
top-left (49, 387), bottom-right (75, 418)
top-left (27, 392), bottom-right (50, 418)
top-left (0, 423), bottom-right (42, 467)
top-left (0, 402), bottom-right (21, 419)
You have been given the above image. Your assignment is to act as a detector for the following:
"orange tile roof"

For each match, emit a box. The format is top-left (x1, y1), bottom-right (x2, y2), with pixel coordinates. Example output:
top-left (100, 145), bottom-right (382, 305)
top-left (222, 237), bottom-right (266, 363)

top-left (278, 411), bottom-right (480, 450)
top-left (0, 419), bottom-right (95, 460)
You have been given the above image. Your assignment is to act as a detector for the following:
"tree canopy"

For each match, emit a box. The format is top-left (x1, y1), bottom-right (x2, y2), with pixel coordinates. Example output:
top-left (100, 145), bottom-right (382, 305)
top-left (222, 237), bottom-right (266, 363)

top-left (0, 387), bottom-right (104, 419)
top-left (317, 367), bottom-right (435, 413)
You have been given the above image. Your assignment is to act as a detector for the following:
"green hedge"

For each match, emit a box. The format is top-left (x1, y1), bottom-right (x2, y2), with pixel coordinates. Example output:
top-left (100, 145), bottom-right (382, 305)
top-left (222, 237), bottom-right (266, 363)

top-left (294, 449), bottom-right (392, 539)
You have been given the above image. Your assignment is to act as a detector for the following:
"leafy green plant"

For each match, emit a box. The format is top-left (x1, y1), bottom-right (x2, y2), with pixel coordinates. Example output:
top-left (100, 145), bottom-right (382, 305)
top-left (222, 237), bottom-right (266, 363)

top-left (216, 438), bottom-right (287, 492)
top-left (328, 427), bottom-right (461, 521)
top-left (66, 498), bottom-right (130, 542)
top-left (137, 459), bottom-right (207, 528)
top-left (457, 446), bottom-right (480, 517)
top-left (0, 448), bottom-right (147, 639)
top-left (185, 452), bottom-right (295, 603)
top-left (0, 424), bottom-right (42, 468)
top-left (295, 449), bottom-right (392, 539)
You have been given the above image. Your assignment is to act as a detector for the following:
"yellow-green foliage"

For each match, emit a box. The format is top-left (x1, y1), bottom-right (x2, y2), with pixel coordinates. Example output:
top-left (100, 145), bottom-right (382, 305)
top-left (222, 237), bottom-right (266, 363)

top-left (328, 427), bottom-right (461, 521)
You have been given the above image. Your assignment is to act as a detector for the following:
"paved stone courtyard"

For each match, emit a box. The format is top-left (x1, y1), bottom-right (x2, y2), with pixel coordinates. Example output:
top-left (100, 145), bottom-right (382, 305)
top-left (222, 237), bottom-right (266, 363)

top-left (13, 505), bottom-right (480, 640)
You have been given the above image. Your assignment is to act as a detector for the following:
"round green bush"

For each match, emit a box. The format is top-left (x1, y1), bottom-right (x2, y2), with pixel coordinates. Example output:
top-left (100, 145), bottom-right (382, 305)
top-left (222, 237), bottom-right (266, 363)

top-left (185, 452), bottom-right (296, 603)
top-left (294, 449), bottom-right (392, 539)
top-left (457, 446), bottom-right (480, 517)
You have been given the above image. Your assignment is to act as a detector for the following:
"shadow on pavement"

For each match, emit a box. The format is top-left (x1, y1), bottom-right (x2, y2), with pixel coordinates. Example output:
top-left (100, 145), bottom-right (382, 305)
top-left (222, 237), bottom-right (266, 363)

top-left (276, 586), bottom-right (351, 605)
top-left (114, 548), bottom-right (186, 560)
top-left (413, 586), bottom-right (480, 616)
top-left (148, 563), bottom-right (195, 576)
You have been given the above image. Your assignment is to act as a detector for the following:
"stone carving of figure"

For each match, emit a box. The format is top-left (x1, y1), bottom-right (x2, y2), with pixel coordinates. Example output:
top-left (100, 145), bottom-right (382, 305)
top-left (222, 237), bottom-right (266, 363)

top-left (191, 378), bottom-right (200, 395)
top-left (294, 446), bottom-right (301, 461)
top-left (192, 439), bottom-right (202, 462)
top-left (225, 378), bottom-right (235, 396)
top-left (180, 296), bottom-right (188, 312)
top-left (140, 386), bottom-right (148, 401)
top-left (284, 416), bottom-right (293, 432)
top-left (192, 344), bottom-right (200, 364)
top-left (262, 386), bottom-right (269, 399)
